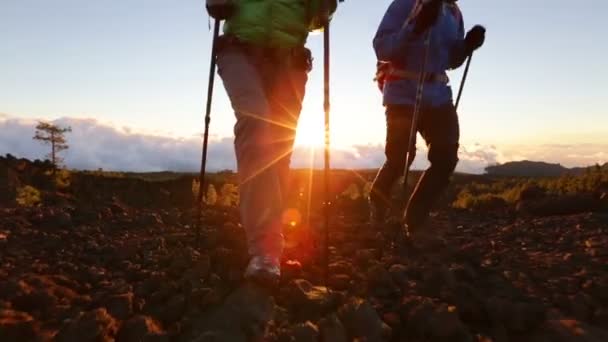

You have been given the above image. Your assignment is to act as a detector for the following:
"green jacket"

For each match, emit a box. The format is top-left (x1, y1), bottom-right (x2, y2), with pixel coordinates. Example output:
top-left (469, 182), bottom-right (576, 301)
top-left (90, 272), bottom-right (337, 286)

top-left (224, 0), bottom-right (337, 48)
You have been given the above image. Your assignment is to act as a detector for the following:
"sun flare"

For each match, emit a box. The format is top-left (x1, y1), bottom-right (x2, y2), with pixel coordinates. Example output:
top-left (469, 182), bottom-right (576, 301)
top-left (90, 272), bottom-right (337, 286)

top-left (294, 115), bottom-right (325, 147)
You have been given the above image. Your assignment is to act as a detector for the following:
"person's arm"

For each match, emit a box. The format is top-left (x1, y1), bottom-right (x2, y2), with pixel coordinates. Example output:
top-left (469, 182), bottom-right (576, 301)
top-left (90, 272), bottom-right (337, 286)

top-left (449, 13), bottom-right (467, 69)
top-left (373, 0), bottom-right (424, 62)
top-left (308, 0), bottom-right (338, 31)
top-left (206, 0), bottom-right (236, 20)
top-left (450, 8), bottom-right (486, 69)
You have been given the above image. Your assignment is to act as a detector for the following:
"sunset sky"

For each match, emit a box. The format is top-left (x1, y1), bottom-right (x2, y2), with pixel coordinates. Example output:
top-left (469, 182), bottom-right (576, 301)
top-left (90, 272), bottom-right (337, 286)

top-left (1, 0), bottom-right (607, 172)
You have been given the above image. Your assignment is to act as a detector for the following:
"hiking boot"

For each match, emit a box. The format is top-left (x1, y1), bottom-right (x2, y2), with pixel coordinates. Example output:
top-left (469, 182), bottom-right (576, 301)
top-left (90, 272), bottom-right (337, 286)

top-left (244, 255), bottom-right (281, 287)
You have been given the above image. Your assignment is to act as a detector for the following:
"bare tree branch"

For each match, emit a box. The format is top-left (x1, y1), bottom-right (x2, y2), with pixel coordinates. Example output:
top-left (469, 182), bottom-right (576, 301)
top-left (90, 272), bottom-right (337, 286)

top-left (33, 121), bottom-right (72, 171)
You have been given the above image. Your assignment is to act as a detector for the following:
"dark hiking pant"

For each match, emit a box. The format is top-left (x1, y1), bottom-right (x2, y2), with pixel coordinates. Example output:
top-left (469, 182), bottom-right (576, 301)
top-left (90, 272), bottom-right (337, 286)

top-left (370, 103), bottom-right (460, 231)
top-left (217, 38), bottom-right (310, 259)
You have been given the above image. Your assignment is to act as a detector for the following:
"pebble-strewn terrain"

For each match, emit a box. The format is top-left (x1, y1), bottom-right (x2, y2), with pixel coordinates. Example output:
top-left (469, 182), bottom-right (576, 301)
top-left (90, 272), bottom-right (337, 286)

top-left (1, 202), bottom-right (607, 341)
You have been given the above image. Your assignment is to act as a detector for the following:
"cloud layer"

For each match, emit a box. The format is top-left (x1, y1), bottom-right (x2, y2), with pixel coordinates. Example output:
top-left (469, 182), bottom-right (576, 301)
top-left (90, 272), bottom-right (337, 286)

top-left (1, 115), bottom-right (605, 174)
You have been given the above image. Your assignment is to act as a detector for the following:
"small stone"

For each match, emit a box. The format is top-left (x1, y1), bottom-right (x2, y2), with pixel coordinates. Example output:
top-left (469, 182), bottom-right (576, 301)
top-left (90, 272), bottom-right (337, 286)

top-left (138, 212), bottom-right (163, 226)
top-left (512, 302), bottom-right (546, 333)
top-left (530, 320), bottom-right (608, 342)
top-left (421, 267), bottom-right (456, 297)
top-left (116, 315), bottom-right (167, 342)
top-left (485, 297), bottom-right (546, 334)
top-left (388, 264), bottom-right (408, 286)
top-left (45, 209), bottom-right (73, 229)
top-left (106, 293), bottom-right (134, 320)
top-left (570, 293), bottom-right (594, 321)
top-left (426, 304), bottom-right (470, 339)
top-left (283, 260), bottom-right (303, 280)
top-left (367, 264), bottom-right (398, 297)
top-left (192, 288), bottom-right (222, 309)
top-left (193, 330), bottom-right (247, 342)
top-left (12, 288), bottom-right (58, 315)
top-left (160, 295), bottom-right (186, 324)
top-left (382, 312), bottom-right (401, 328)
top-left (328, 261), bottom-right (354, 275)
top-left (449, 283), bottom-right (487, 325)
top-left (284, 279), bottom-right (336, 321)
top-left (290, 321), bottom-right (319, 342)
top-left (593, 307), bottom-right (608, 327)
top-left (319, 314), bottom-right (347, 342)
top-left (198, 283), bottom-right (274, 341)
top-left (170, 248), bottom-right (198, 271)
top-left (354, 249), bottom-right (377, 268)
top-left (450, 264), bottom-right (478, 282)
top-left (403, 298), bottom-right (471, 340)
top-left (161, 210), bottom-right (181, 226)
top-left (329, 274), bottom-right (351, 291)
top-left (402, 296), bottom-right (435, 336)
top-left (55, 308), bottom-right (119, 342)
top-left (339, 298), bottom-right (390, 341)
top-left (194, 255), bottom-right (211, 279)
top-left (0, 309), bottom-right (40, 341)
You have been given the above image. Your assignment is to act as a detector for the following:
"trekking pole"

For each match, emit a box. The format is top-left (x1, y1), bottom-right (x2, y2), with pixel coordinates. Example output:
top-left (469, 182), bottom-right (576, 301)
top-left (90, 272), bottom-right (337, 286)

top-left (454, 53), bottom-right (473, 111)
top-left (323, 16), bottom-right (331, 291)
top-left (322, 0), bottom-right (340, 291)
top-left (196, 19), bottom-right (221, 246)
top-left (402, 30), bottom-right (432, 198)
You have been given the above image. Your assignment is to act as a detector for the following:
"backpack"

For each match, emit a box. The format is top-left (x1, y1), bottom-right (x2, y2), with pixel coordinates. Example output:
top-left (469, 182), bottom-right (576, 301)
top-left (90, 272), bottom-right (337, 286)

top-left (374, 1), bottom-right (462, 92)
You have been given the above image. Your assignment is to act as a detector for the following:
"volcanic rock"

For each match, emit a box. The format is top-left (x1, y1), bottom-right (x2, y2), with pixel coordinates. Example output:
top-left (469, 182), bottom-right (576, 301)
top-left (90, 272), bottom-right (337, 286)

top-left (116, 315), bottom-right (168, 342)
top-left (55, 308), bottom-right (119, 342)
top-left (339, 298), bottom-right (391, 342)
top-left (106, 292), bottom-right (134, 320)
top-left (319, 313), bottom-right (347, 342)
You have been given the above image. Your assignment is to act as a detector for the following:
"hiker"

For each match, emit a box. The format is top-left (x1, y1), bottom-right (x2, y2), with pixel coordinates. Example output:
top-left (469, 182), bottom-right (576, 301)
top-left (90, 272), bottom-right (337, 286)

top-left (206, 0), bottom-right (337, 284)
top-left (369, 0), bottom-right (486, 242)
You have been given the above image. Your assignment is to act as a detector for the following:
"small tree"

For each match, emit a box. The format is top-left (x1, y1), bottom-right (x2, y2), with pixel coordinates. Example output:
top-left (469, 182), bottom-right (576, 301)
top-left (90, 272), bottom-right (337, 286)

top-left (15, 185), bottom-right (42, 207)
top-left (362, 182), bottom-right (373, 198)
top-left (219, 183), bottom-right (239, 207)
top-left (206, 184), bottom-right (218, 205)
top-left (33, 121), bottom-right (72, 172)
top-left (342, 183), bottom-right (361, 200)
top-left (192, 179), bottom-right (201, 201)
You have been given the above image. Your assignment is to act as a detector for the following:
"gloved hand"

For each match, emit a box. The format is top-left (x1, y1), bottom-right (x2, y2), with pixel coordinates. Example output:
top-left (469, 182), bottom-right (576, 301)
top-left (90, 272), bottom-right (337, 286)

top-left (465, 25), bottom-right (486, 53)
top-left (413, 0), bottom-right (442, 35)
top-left (206, 0), bottom-right (235, 20)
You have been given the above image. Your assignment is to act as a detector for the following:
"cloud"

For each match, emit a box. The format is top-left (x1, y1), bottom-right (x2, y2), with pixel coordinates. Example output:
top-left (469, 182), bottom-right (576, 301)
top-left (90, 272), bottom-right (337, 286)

top-left (2, 115), bottom-right (605, 174)
top-left (500, 144), bottom-right (608, 168)
top-left (0, 115), bottom-right (235, 172)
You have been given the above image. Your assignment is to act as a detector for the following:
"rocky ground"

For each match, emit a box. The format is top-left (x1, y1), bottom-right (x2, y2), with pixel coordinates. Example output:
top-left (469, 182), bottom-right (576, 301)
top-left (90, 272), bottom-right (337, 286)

top-left (1, 200), bottom-right (608, 341)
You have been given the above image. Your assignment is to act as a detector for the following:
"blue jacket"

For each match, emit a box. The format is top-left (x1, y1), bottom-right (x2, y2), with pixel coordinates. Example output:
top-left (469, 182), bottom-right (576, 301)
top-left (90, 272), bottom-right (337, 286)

top-left (374, 0), bottom-right (468, 107)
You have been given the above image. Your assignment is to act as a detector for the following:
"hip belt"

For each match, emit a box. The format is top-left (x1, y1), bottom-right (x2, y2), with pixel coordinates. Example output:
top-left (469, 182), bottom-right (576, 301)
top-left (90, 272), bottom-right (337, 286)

top-left (386, 68), bottom-right (449, 84)
top-left (216, 35), bottom-right (312, 71)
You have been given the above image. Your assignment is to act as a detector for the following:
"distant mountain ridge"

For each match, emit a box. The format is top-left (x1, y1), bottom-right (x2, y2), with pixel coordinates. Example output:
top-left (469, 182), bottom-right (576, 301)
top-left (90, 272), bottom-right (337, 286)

top-left (485, 160), bottom-right (608, 177)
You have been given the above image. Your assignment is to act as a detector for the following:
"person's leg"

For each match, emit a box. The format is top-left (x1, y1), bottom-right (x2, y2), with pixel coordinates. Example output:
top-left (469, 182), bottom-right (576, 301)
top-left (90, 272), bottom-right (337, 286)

top-left (265, 53), bottom-right (309, 205)
top-left (217, 46), bottom-right (285, 275)
top-left (370, 105), bottom-right (417, 223)
top-left (404, 102), bottom-right (460, 232)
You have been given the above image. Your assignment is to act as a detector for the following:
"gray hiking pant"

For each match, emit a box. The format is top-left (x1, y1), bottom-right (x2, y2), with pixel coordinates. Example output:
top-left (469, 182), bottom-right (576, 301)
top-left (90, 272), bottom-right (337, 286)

top-left (217, 41), bottom-right (309, 259)
top-left (370, 103), bottom-right (460, 229)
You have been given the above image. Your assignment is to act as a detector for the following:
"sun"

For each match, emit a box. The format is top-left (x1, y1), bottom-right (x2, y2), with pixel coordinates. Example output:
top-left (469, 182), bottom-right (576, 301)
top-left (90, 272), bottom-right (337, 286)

top-left (294, 114), bottom-right (324, 147)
